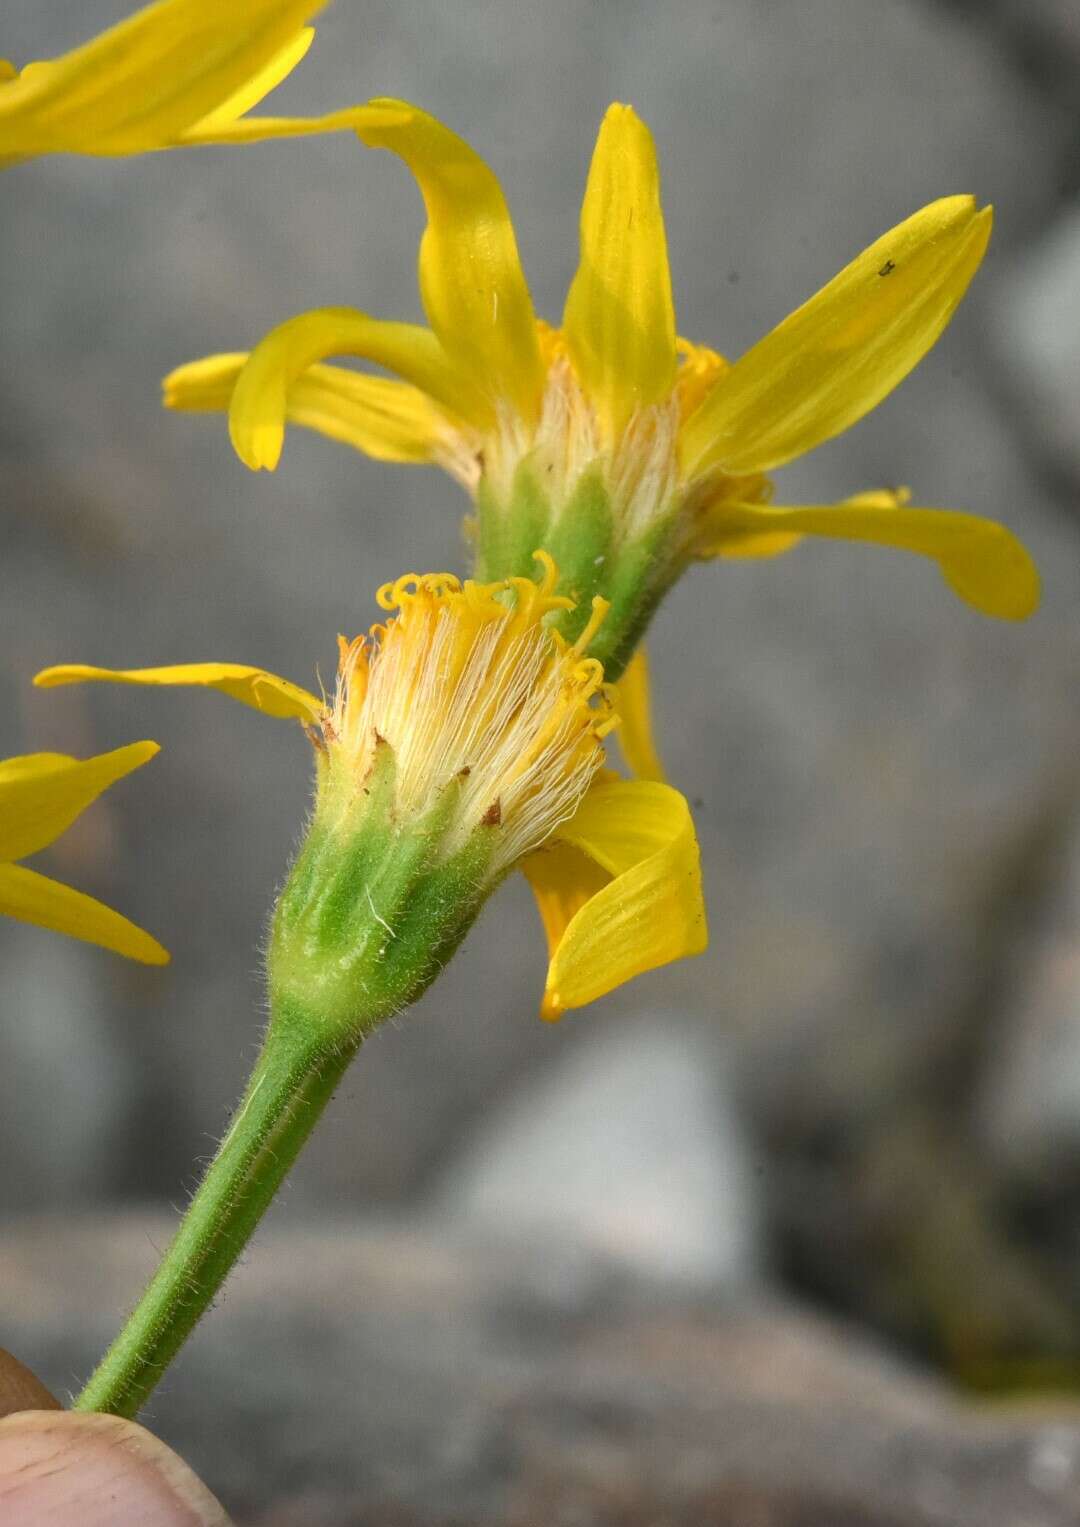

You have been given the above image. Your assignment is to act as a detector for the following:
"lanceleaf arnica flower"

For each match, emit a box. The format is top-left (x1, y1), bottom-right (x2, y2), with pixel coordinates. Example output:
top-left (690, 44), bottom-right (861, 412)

top-left (166, 98), bottom-right (1040, 772)
top-left (0, 0), bottom-right (379, 166)
top-left (36, 556), bottom-right (705, 1023)
top-left (0, 742), bottom-right (167, 963)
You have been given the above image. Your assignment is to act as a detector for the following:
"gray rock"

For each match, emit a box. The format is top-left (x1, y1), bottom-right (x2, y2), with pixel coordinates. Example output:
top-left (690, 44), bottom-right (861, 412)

top-left (960, 0), bottom-right (1080, 98)
top-left (0, 928), bottom-right (132, 1210)
top-left (977, 786), bottom-right (1080, 1180)
top-left (992, 205), bottom-right (1080, 485)
top-left (8, 1211), bottom-right (1080, 1526)
top-left (434, 1016), bottom-right (762, 1286)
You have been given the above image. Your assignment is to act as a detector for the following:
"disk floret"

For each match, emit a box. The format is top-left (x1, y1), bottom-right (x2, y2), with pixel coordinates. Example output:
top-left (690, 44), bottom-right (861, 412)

top-left (319, 551), bottom-right (616, 875)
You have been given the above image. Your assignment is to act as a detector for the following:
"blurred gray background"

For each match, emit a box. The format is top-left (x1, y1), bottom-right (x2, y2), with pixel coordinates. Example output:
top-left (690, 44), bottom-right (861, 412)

top-left (4, 0), bottom-right (1080, 1420)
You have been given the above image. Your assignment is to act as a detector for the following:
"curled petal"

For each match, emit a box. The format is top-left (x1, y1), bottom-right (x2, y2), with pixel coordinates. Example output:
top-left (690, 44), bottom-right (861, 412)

top-left (681, 198), bottom-right (992, 475)
top-left (0, 862), bottom-right (168, 964)
top-left (699, 491), bottom-right (1040, 620)
top-left (0, 0), bottom-right (331, 159)
top-left (522, 778), bottom-right (706, 1020)
top-left (611, 647), bottom-right (666, 782)
top-left (522, 841), bottom-right (610, 985)
top-left (563, 103), bottom-right (677, 440)
top-left (225, 307), bottom-right (481, 471)
top-left (164, 353), bottom-right (448, 464)
top-left (0, 741), bottom-right (159, 864)
top-left (34, 662), bottom-right (322, 722)
top-left (356, 98), bottom-right (545, 423)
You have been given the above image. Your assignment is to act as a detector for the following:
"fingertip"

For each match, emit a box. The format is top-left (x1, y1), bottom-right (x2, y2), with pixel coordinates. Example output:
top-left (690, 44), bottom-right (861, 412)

top-left (0, 1411), bottom-right (231, 1526)
top-left (0, 1349), bottom-right (60, 1419)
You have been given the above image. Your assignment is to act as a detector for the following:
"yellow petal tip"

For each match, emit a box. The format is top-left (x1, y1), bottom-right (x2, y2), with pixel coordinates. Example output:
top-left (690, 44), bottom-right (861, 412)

top-left (230, 420), bottom-right (282, 473)
top-left (942, 524), bottom-right (1041, 621)
top-left (540, 991), bottom-right (565, 1022)
top-left (353, 98), bottom-right (416, 141)
top-left (32, 666), bottom-right (69, 688)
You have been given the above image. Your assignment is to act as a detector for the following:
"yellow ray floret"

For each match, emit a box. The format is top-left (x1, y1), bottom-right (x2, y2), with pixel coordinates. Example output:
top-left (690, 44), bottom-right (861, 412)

top-left (35, 557), bottom-right (706, 1016)
top-left (356, 100), bottom-right (546, 425)
top-left (679, 198), bottom-right (994, 475)
top-left (523, 779), bottom-right (705, 1021)
top-left (221, 308), bottom-right (484, 472)
top-left (163, 353), bottom-right (448, 466)
top-left (562, 102), bottom-right (677, 440)
top-left (35, 660), bottom-right (323, 721)
top-left (0, 0), bottom-right (386, 164)
top-left (0, 743), bottom-right (168, 963)
top-left (697, 489), bottom-right (1039, 621)
top-left (611, 648), bottom-right (666, 783)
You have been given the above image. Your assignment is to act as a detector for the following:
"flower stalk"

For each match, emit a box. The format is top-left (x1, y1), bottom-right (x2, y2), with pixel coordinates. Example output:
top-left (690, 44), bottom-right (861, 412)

top-left (74, 1021), bottom-right (358, 1418)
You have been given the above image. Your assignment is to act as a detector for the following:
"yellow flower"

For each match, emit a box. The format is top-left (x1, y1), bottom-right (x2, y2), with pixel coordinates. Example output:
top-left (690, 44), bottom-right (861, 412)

top-left (36, 556), bottom-right (706, 1021)
top-left (0, 742), bottom-right (168, 963)
top-left (0, 0), bottom-right (380, 166)
top-left (165, 98), bottom-right (1040, 713)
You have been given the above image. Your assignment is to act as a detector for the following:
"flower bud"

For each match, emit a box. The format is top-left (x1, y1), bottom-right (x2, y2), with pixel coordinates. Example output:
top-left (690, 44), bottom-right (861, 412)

top-left (269, 553), bottom-right (615, 1038)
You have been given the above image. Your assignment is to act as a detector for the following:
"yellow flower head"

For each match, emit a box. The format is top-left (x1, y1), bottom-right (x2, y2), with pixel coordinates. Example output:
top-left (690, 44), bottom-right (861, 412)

top-left (322, 554), bottom-right (614, 876)
top-left (0, 0), bottom-right (383, 165)
top-left (166, 97), bottom-right (1040, 685)
top-left (0, 743), bottom-right (168, 963)
top-left (36, 557), bottom-right (705, 1022)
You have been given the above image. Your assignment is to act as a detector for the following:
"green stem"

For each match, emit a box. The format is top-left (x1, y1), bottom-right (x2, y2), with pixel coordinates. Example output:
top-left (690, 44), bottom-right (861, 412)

top-left (74, 1029), bottom-right (358, 1418)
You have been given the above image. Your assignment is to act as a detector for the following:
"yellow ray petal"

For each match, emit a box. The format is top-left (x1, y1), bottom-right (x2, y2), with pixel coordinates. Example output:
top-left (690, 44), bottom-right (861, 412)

top-left (563, 104), bottom-right (677, 440)
top-left (356, 98), bottom-right (545, 423)
top-left (681, 198), bottom-right (993, 476)
top-left (676, 336), bottom-right (729, 418)
top-left (522, 778), bottom-right (706, 1020)
top-left (700, 491), bottom-right (1039, 620)
top-left (225, 307), bottom-right (482, 471)
top-left (612, 647), bottom-right (666, 781)
top-left (708, 529), bottom-right (803, 560)
top-left (164, 353), bottom-right (448, 464)
top-left (0, 741), bottom-right (159, 864)
top-left (0, 0), bottom-right (330, 159)
top-left (178, 104), bottom-right (373, 147)
top-left (522, 840), bottom-right (611, 974)
top-left (34, 662), bottom-right (322, 721)
top-left (0, 862), bottom-right (168, 965)
top-left (184, 25), bottom-right (313, 131)
top-left (556, 778), bottom-right (698, 876)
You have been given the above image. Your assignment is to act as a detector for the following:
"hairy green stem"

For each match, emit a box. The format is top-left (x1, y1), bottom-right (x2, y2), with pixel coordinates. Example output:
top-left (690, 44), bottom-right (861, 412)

top-left (74, 736), bottom-right (496, 1418)
top-left (74, 1029), bottom-right (358, 1418)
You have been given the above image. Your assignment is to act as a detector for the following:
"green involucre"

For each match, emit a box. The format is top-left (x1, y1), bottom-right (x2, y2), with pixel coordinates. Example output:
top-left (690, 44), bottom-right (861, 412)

top-left (475, 460), bottom-right (683, 682)
top-left (270, 746), bottom-right (498, 1041)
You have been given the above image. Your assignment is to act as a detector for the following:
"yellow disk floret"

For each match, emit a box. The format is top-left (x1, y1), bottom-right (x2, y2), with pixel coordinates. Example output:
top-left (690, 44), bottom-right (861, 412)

top-left (325, 553), bottom-right (617, 874)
